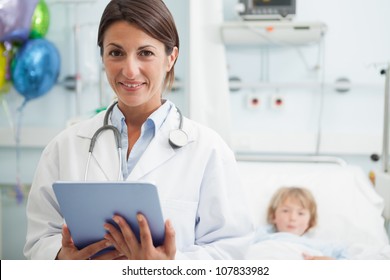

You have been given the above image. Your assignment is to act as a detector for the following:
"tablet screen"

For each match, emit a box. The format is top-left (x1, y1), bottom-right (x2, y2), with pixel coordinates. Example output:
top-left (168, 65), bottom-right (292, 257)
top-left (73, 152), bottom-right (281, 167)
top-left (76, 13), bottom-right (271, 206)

top-left (53, 181), bottom-right (165, 255)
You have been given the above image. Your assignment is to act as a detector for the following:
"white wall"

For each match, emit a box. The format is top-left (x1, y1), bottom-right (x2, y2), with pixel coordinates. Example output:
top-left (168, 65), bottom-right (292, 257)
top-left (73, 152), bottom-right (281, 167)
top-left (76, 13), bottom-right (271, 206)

top-left (223, 0), bottom-right (389, 163)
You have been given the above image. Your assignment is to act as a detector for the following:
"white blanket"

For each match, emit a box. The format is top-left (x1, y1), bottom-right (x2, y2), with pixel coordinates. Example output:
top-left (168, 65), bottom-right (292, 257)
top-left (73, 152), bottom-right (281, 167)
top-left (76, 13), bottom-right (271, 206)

top-left (246, 239), bottom-right (326, 260)
top-left (246, 230), bottom-right (348, 260)
top-left (245, 231), bottom-right (390, 260)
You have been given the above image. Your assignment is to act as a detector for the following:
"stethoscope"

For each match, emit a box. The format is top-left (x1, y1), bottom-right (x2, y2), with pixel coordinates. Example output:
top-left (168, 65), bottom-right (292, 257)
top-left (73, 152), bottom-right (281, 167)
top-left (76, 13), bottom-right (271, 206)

top-left (84, 100), bottom-right (188, 181)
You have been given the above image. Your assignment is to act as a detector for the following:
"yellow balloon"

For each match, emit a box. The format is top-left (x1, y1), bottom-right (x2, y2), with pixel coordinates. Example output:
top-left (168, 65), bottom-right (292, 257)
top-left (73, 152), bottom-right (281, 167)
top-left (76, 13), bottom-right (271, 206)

top-left (0, 43), bottom-right (6, 90)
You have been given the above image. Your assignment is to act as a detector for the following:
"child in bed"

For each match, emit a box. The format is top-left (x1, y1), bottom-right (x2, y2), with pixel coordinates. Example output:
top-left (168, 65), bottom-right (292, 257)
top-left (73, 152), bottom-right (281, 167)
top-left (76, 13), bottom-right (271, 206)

top-left (249, 186), bottom-right (348, 260)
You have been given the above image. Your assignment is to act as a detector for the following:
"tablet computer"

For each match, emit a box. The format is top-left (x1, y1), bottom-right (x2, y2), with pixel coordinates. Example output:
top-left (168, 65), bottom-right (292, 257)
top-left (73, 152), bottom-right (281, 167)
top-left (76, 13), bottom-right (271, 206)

top-left (53, 181), bottom-right (165, 255)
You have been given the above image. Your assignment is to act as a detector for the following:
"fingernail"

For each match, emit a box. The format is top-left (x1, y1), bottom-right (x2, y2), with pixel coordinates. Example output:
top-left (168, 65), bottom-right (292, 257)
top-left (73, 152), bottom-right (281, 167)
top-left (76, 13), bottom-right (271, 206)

top-left (137, 214), bottom-right (143, 222)
top-left (113, 216), bottom-right (119, 223)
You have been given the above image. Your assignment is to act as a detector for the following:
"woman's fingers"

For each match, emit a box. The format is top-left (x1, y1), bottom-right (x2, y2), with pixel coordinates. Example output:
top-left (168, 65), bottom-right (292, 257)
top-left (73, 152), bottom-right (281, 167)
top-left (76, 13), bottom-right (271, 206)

top-left (104, 215), bottom-right (140, 258)
top-left (137, 214), bottom-right (155, 251)
top-left (80, 239), bottom-right (112, 259)
top-left (59, 225), bottom-right (112, 260)
top-left (104, 221), bottom-right (131, 257)
top-left (113, 215), bottom-right (139, 249)
top-left (92, 247), bottom-right (124, 260)
top-left (105, 214), bottom-right (177, 260)
top-left (163, 219), bottom-right (176, 259)
top-left (61, 224), bottom-right (73, 247)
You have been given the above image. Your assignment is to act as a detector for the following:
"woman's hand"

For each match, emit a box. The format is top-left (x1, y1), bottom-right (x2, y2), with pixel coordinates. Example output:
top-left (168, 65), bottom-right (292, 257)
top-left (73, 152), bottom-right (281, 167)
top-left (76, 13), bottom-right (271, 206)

top-left (104, 214), bottom-right (176, 260)
top-left (56, 224), bottom-right (124, 260)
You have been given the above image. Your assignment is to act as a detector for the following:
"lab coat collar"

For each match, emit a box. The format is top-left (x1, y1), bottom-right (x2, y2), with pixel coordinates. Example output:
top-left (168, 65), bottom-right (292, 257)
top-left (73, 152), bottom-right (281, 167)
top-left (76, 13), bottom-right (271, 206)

top-left (128, 104), bottom-right (195, 180)
top-left (75, 103), bottom-right (195, 181)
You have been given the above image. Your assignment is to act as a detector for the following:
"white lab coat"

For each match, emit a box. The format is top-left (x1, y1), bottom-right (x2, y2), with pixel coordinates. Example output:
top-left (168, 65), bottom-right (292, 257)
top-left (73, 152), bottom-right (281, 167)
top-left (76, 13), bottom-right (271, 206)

top-left (24, 104), bottom-right (253, 259)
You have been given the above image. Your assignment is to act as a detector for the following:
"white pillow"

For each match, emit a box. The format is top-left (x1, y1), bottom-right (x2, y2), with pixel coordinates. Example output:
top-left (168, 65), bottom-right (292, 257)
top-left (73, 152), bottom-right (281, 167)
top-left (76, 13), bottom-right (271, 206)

top-left (237, 161), bottom-right (389, 247)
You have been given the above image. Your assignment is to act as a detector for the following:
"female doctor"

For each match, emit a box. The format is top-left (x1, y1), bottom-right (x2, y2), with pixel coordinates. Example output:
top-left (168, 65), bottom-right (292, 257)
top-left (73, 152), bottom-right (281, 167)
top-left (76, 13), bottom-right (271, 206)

top-left (24, 0), bottom-right (252, 260)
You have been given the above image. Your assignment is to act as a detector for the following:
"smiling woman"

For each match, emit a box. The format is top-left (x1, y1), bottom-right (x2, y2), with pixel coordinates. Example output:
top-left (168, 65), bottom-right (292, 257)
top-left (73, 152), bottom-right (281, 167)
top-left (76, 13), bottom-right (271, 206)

top-left (101, 21), bottom-right (178, 118)
top-left (97, 0), bottom-right (179, 92)
top-left (24, 0), bottom-right (252, 260)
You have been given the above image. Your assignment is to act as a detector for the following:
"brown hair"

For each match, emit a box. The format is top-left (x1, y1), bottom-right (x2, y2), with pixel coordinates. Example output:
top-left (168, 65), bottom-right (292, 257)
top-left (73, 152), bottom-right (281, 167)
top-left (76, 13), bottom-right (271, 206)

top-left (97, 0), bottom-right (179, 91)
top-left (267, 186), bottom-right (318, 231)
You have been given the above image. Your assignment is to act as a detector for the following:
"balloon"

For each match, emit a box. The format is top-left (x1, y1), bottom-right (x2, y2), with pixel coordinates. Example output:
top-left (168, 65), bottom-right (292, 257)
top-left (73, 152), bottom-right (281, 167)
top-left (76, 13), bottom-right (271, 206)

top-left (11, 39), bottom-right (60, 101)
top-left (0, 43), bottom-right (6, 89)
top-left (1, 29), bottom-right (31, 43)
top-left (30, 0), bottom-right (50, 39)
top-left (0, 0), bottom-right (39, 42)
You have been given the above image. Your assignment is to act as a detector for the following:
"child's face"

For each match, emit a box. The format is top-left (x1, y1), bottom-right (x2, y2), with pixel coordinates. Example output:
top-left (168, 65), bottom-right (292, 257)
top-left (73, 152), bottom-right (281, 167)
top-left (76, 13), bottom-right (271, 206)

top-left (273, 197), bottom-right (311, 236)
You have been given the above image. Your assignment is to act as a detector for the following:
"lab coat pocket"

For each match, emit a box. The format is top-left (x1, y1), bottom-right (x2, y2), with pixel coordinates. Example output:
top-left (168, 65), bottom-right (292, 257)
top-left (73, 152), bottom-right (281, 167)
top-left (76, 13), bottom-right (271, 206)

top-left (161, 199), bottom-right (198, 248)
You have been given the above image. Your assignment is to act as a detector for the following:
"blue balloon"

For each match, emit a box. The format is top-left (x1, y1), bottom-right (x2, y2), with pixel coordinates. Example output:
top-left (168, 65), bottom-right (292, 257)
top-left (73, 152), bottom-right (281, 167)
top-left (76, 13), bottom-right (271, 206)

top-left (11, 38), bottom-right (60, 100)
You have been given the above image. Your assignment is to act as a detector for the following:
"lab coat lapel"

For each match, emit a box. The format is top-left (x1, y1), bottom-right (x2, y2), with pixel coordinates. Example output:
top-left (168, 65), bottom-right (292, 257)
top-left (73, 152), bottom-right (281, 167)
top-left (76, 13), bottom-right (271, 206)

top-left (128, 122), bottom-right (175, 181)
top-left (128, 106), bottom-right (189, 181)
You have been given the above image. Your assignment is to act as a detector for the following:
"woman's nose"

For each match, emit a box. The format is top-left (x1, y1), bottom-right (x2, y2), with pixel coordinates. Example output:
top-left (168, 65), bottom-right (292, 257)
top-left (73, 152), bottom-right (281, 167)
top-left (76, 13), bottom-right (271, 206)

top-left (122, 57), bottom-right (139, 78)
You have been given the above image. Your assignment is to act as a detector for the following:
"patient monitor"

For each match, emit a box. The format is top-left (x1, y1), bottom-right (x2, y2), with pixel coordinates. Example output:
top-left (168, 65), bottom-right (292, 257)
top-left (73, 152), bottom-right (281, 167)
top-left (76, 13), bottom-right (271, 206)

top-left (237, 0), bottom-right (296, 21)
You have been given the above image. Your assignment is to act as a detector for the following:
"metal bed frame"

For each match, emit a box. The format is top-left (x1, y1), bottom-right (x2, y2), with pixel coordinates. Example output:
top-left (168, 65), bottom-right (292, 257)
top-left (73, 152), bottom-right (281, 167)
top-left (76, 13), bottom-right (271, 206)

top-left (235, 153), bottom-right (347, 166)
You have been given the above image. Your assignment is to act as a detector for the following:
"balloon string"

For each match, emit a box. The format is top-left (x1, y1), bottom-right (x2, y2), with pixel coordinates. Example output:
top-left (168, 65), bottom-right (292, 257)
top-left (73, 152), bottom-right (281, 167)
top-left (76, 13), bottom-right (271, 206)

top-left (1, 97), bottom-right (14, 132)
top-left (14, 99), bottom-right (28, 204)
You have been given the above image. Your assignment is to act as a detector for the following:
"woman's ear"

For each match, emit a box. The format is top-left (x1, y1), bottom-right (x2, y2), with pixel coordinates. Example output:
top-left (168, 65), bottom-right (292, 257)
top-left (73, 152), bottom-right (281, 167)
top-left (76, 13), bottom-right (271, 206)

top-left (166, 46), bottom-right (178, 72)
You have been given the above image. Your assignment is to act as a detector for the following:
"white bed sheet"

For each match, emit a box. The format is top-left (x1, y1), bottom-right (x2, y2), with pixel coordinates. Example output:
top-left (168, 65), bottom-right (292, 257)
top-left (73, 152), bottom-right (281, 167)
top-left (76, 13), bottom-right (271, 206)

top-left (237, 161), bottom-right (390, 259)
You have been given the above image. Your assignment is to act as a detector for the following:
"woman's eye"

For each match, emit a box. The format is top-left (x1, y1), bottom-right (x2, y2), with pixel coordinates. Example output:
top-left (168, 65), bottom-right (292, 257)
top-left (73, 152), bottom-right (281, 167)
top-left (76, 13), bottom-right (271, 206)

top-left (140, 50), bottom-right (154, 57)
top-left (109, 50), bottom-right (122, 57)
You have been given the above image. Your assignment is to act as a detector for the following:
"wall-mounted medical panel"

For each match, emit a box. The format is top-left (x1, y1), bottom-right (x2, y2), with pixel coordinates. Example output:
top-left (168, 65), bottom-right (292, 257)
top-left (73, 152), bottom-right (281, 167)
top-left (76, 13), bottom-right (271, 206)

top-left (221, 20), bottom-right (327, 46)
top-left (223, 0), bottom-right (389, 161)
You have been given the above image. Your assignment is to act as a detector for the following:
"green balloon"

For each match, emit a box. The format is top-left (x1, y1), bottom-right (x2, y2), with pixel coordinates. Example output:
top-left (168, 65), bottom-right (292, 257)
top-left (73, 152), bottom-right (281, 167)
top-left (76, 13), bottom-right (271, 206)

top-left (30, 0), bottom-right (50, 39)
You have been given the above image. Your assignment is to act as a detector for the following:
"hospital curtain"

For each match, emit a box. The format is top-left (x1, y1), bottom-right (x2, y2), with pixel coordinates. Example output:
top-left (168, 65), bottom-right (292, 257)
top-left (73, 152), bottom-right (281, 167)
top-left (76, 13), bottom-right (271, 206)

top-left (188, 0), bottom-right (232, 145)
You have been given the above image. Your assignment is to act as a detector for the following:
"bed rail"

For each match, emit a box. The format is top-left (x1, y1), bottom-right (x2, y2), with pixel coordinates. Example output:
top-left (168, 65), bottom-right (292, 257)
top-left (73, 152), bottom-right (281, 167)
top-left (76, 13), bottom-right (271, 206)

top-left (235, 153), bottom-right (348, 166)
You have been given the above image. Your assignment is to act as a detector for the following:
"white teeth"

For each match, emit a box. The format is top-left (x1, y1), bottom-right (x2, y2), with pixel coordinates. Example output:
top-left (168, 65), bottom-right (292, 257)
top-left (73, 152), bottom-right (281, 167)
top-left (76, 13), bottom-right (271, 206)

top-left (123, 82), bottom-right (143, 88)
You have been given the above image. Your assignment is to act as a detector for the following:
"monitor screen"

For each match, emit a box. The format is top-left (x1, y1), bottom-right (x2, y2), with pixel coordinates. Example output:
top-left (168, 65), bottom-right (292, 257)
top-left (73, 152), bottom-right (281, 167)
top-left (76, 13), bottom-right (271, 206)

top-left (239, 0), bottom-right (296, 20)
top-left (254, 0), bottom-right (292, 6)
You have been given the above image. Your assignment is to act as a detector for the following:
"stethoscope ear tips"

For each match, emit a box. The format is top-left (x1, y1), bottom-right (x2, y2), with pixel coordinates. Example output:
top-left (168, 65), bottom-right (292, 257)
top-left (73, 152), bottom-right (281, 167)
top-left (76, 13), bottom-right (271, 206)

top-left (169, 129), bottom-right (188, 148)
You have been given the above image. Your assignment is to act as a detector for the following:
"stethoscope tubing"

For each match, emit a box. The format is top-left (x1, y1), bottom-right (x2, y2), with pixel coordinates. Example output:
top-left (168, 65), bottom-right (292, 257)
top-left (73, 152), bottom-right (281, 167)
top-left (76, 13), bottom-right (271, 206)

top-left (84, 101), bottom-right (123, 181)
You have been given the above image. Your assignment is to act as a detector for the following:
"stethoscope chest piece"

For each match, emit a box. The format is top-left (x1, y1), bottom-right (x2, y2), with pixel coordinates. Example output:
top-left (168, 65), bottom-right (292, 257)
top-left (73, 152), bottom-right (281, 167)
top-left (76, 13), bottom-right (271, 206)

top-left (169, 128), bottom-right (188, 148)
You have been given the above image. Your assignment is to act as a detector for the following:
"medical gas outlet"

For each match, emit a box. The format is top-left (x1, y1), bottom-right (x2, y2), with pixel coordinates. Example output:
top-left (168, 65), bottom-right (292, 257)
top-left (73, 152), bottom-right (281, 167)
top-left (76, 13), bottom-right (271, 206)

top-left (247, 94), bottom-right (262, 109)
top-left (270, 95), bottom-right (285, 110)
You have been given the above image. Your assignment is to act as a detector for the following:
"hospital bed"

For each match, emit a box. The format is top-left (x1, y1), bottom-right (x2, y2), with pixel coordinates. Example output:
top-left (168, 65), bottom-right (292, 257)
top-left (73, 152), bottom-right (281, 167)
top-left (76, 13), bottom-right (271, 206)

top-left (236, 154), bottom-right (390, 259)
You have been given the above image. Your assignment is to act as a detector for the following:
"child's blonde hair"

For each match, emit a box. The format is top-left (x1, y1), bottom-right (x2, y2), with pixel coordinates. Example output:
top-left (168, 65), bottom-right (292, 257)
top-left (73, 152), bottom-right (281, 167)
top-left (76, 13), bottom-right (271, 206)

top-left (267, 186), bottom-right (318, 231)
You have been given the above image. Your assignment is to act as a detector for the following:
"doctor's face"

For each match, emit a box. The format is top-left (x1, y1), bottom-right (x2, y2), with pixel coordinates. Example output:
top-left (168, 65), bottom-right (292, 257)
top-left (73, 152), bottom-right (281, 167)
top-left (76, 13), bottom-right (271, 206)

top-left (273, 198), bottom-right (311, 236)
top-left (102, 21), bottom-right (178, 112)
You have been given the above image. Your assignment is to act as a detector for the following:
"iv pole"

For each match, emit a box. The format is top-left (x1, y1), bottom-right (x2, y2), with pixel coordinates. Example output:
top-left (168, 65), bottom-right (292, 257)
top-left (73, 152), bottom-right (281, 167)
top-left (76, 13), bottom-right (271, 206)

top-left (49, 0), bottom-right (96, 116)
